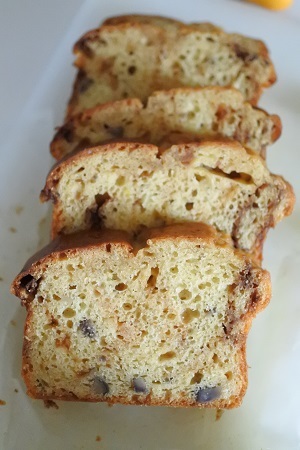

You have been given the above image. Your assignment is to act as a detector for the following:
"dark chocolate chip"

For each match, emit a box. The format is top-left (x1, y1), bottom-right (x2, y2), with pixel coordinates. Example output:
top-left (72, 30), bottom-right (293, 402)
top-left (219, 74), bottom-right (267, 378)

top-left (133, 377), bottom-right (147, 393)
top-left (196, 386), bottom-right (221, 403)
top-left (233, 45), bottom-right (258, 63)
top-left (60, 124), bottom-right (74, 143)
top-left (85, 205), bottom-right (102, 228)
top-left (20, 275), bottom-right (40, 295)
top-left (78, 319), bottom-right (97, 339)
top-left (85, 193), bottom-right (110, 229)
top-left (103, 123), bottom-right (124, 138)
top-left (76, 39), bottom-right (94, 58)
top-left (93, 376), bottom-right (109, 395)
top-left (95, 192), bottom-right (111, 207)
top-left (76, 70), bottom-right (94, 93)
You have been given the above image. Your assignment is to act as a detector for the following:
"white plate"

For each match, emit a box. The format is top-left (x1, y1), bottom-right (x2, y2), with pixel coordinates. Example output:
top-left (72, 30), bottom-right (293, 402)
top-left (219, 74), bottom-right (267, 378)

top-left (0, 0), bottom-right (299, 448)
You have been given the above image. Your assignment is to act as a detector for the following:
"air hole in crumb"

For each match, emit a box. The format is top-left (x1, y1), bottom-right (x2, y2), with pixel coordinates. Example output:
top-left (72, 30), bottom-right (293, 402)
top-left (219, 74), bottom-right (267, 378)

top-left (159, 351), bottom-right (176, 361)
top-left (115, 283), bottom-right (127, 291)
top-left (195, 173), bottom-right (205, 182)
top-left (67, 264), bottom-right (74, 272)
top-left (116, 176), bottom-right (125, 186)
top-left (147, 267), bottom-right (159, 289)
top-left (213, 354), bottom-right (219, 363)
top-left (188, 111), bottom-right (195, 120)
top-left (179, 289), bottom-right (192, 301)
top-left (117, 334), bottom-right (124, 340)
top-left (123, 302), bottom-right (132, 310)
top-left (53, 294), bottom-right (61, 301)
top-left (225, 371), bottom-right (233, 380)
top-left (63, 308), bottom-right (76, 318)
top-left (69, 285), bottom-right (77, 290)
top-left (170, 266), bottom-right (178, 274)
top-left (181, 308), bottom-right (200, 324)
top-left (190, 371), bottom-right (203, 385)
top-left (37, 296), bottom-right (44, 304)
top-left (106, 244), bottom-right (111, 253)
top-left (167, 313), bottom-right (176, 320)
top-left (58, 252), bottom-right (68, 261)
top-left (192, 190), bottom-right (197, 197)
top-left (185, 202), bottom-right (194, 211)
top-left (67, 320), bottom-right (73, 329)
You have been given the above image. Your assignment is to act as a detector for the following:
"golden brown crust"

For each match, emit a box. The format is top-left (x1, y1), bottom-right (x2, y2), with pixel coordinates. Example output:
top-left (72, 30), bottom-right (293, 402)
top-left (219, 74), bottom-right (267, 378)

top-left (102, 14), bottom-right (186, 28)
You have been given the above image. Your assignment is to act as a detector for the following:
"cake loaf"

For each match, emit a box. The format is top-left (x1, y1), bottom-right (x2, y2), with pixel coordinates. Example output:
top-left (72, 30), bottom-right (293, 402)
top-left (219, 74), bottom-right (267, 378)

top-left (11, 223), bottom-right (271, 408)
top-left (52, 87), bottom-right (281, 160)
top-left (67, 15), bottom-right (276, 117)
top-left (41, 141), bottom-right (294, 261)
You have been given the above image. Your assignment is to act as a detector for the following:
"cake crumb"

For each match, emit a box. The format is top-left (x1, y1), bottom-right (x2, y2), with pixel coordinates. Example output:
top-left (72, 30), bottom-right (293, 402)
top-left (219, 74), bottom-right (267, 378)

top-left (0, 400), bottom-right (6, 406)
top-left (44, 400), bottom-right (59, 409)
top-left (10, 320), bottom-right (16, 327)
top-left (95, 435), bottom-right (102, 442)
top-left (14, 389), bottom-right (19, 393)
top-left (215, 409), bottom-right (224, 421)
top-left (9, 227), bottom-right (17, 233)
top-left (15, 205), bottom-right (24, 215)
top-left (0, 277), bottom-right (3, 282)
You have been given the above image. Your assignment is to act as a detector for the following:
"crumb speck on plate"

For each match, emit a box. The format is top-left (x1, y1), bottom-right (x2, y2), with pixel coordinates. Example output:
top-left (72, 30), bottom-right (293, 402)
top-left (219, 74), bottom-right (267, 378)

top-left (107, 403), bottom-right (113, 408)
top-left (0, 400), bottom-right (6, 406)
top-left (0, 277), bottom-right (3, 282)
top-left (9, 227), bottom-right (17, 233)
top-left (215, 409), bottom-right (224, 421)
top-left (15, 205), bottom-right (24, 215)
top-left (14, 389), bottom-right (19, 393)
top-left (96, 435), bottom-right (102, 442)
top-left (44, 400), bottom-right (59, 409)
top-left (10, 320), bottom-right (16, 326)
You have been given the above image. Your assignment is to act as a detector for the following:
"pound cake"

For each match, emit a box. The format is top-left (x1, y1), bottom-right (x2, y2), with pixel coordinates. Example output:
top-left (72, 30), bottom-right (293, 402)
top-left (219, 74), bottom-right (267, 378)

top-left (52, 87), bottom-right (281, 160)
top-left (11, 223), bottom-right (271, 407)
top-left (41, 141), bottom-right (294, 260)
top-left (67, 15), bottom-right (276, 117)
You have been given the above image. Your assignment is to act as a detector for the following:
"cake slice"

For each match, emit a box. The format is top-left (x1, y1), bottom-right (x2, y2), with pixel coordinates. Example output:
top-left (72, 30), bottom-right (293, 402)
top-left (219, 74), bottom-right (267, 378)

top-left (67, 15), bottom-right (276, 117)
top-left (11, 223), bottom-right (271, 408)
top-left (52, 87), bottom-right (281, 160)
top-left (41, 141), bottom-right (294, 261)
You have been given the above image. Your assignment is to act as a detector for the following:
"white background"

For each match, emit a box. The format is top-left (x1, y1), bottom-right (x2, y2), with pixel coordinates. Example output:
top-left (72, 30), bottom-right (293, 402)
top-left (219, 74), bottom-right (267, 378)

top-left (0, 1), bottom-right (300, 449)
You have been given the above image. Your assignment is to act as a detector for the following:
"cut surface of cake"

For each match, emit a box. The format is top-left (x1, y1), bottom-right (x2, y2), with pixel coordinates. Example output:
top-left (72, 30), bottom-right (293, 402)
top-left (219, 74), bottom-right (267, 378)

top-left (67, 15), bottom-right (276, 116)
top-left (11, 223), bottom-right (271, 408)
top-left (52, 87), bottom-right (281, 160)
top-left (42, 141), bottom-right (295, 261)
